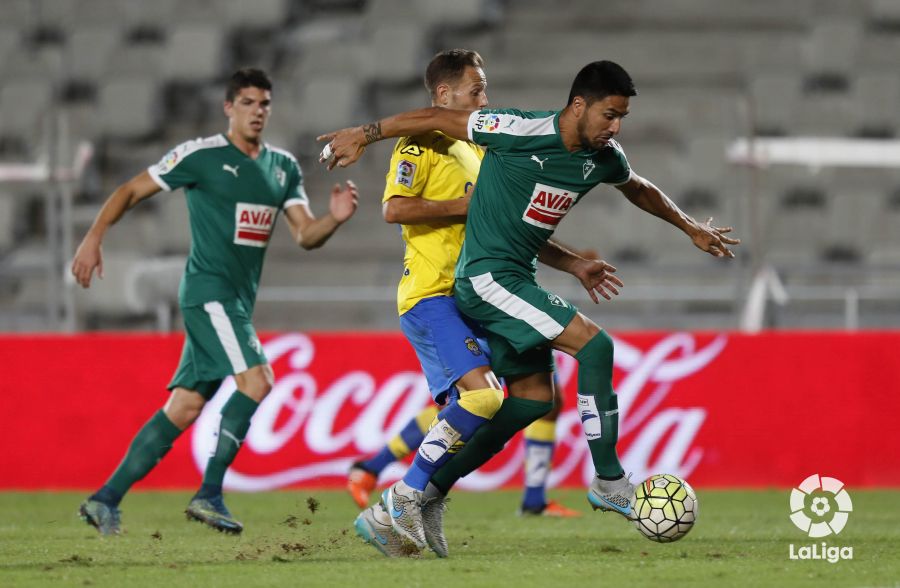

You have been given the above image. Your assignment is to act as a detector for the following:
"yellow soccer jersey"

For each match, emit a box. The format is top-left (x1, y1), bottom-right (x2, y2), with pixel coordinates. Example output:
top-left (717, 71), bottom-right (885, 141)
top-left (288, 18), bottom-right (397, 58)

top-left (382, 131), bottom-right (483, 315)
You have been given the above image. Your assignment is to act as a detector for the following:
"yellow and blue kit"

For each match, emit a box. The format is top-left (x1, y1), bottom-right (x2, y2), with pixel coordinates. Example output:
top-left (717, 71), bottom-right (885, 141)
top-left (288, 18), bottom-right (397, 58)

top-left (383, 131), bottom-right (490, 403)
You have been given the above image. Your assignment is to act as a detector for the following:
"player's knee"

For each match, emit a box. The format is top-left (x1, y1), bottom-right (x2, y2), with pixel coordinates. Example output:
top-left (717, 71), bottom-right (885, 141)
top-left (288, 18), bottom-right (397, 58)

top-left (458, 387), bottom-right (504, 420)
top-left (240, 365), bottom-right (274, 400)
top-left (164, 388), bottom-right (206, 429)
top-left (577, 329), bottom-right (614, 368)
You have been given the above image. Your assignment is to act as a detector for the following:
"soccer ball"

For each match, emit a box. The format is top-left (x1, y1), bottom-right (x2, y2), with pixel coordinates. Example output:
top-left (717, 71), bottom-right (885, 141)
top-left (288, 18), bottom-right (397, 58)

top-left (632, 473), bottom-right (698, 542)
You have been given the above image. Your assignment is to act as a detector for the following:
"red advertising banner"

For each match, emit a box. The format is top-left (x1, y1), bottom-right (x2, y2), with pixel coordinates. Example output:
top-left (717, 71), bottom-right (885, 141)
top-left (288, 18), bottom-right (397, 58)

top-left (2, 331), bottom-right (899, 490)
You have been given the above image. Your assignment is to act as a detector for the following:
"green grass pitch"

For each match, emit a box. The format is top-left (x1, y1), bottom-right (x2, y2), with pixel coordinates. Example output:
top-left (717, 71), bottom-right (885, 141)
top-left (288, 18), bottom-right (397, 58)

top-left (0, 490), bottom-right (898, 588)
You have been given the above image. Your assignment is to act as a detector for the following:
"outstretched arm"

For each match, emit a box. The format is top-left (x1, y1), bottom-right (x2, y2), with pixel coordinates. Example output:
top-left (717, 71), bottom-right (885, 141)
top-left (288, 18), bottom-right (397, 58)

top-left (616, 173), bottom-right (740, 258)
top-left (283, 180), bottom-right (359, 250)
top-left (538, 240), bottom-right (623, 303)
top-left (318, 107), bottom-right (475, 170)
top-left (71, 170), bottom-right (162, 288)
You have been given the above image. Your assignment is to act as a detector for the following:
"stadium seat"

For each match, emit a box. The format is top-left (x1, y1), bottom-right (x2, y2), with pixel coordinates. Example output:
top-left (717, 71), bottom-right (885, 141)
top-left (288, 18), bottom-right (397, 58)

top-left (867, 0), bottom-right (900, 26)
top-left (869, 188), bottom-right (900, 263)
top-left (67, 28), bottom-right (121, 84)
top-left (0, 193), bottom-right (17, 253)
top-left (2, 43), bottom-right (65, 80)
top-left (766, 182), bottom-right (832, 265)
top-left (95, 78), bottom-right (161, 139)
top-left (160, 26), bottom-right (225, 83)
top-left (221, 0), bottom-right (290, 29)
top-left (0, 78), bottom-right (55, 147)
top-left (0, 28), bottom-right (19, 66)
top-left (748, 75), bottom-right (803, 135)
top-left (852, 72), bottom-right (900, 137)
top-left (860, 32), bottom-right (900, 70)
top-left (803, 19), bottom-right (862, 81)
top-left (292, 77), bottom-right (364, 135)
top-left (368, 26), bottom-right (425, 85)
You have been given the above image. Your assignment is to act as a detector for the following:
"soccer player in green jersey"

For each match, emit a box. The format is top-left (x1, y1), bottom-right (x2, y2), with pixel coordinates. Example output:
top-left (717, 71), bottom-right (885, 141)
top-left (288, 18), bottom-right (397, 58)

top-left (320, 60), bottom-right (738, 547)
top-left (71, 68), bottom-right (359, 535)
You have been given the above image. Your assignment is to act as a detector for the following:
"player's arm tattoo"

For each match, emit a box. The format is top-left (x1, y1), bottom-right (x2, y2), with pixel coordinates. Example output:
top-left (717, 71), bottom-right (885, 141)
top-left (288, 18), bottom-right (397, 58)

top-left (362, 122), bottom-right (382, 145)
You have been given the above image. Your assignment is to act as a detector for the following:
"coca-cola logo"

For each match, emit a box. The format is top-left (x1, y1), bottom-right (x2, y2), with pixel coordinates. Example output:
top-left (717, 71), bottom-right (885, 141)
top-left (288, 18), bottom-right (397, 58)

top-left (192, 332), bottom-right (726, 491)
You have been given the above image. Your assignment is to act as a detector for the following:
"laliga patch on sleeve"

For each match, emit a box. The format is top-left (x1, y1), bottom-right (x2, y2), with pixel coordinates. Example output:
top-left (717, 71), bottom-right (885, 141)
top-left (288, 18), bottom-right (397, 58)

top-left (155, 148), bottom-right (180, 174)
top-left (577, 394), bottom-right (602, 440)
top-left (395, 159), bottom-right (416, 187)
top-left (474, 113), bottom-right (503, 133)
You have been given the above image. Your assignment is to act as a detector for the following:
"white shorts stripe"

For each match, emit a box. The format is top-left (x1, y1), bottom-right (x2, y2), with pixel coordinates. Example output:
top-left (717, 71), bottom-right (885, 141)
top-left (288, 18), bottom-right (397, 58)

top-left (468, 273), bottom-right (565, 340)
top-left (203, 301), bottom-right (249, 374)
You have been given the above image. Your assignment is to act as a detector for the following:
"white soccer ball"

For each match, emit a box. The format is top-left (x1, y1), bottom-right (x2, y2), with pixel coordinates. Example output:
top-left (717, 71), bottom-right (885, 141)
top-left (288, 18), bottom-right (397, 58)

top-left (632, 473), bottom-right (698, 542)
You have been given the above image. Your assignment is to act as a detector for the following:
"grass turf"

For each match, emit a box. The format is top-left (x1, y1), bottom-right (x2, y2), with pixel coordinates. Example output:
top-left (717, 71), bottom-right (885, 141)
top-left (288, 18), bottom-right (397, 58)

top-left (0, 489), bottom-right (897, 588)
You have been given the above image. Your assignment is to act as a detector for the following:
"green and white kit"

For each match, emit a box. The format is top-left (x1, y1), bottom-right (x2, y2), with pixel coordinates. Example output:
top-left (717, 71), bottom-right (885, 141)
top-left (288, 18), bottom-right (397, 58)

top-left (148, 134), bottom-right (308, 395)
top-left (454, 108), bottom-right (632, 376)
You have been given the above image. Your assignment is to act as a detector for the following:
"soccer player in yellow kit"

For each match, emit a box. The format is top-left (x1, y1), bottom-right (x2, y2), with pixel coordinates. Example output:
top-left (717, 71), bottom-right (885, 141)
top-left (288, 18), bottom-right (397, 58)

top-left (352, 50), bottom-right (578, 559)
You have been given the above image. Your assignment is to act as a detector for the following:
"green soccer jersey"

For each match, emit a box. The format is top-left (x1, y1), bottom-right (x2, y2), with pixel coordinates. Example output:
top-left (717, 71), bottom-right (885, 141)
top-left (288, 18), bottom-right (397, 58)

top-left (457, 108), bottom-right (632, 278)
top-left (148, 134), bottom-right (308, 309)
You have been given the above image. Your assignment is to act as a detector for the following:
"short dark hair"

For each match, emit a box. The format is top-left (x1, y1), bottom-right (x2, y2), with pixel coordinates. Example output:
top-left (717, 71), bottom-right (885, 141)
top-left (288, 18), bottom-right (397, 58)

top-left (226, 68), bottom-right (273, 102)
top-left (424, 49), bottom-right (485, 98)
top-left (567, 60), bottom-right (636, 105)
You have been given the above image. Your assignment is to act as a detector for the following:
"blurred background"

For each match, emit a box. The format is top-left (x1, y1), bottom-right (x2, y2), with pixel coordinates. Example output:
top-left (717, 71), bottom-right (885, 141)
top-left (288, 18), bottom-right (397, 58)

top-left (2, 0), bottom-right (899, 334)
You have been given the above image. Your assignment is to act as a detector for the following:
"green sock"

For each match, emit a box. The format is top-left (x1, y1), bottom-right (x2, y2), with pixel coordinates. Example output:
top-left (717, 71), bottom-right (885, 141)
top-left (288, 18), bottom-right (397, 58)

top-left (431, 396), bottom-right (552, 494)
top-left (202, 391), bottom-right (259, 489)
top-left (575, 331), bottom-right (625, 478)
top-left (104, 410), bottom-right (182, 499)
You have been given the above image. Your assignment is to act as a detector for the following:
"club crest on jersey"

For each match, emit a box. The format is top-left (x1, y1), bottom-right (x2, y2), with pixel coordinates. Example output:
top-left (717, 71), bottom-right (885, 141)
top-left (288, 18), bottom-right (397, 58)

top-left (583, 158), bottom-right (596, 179)
top-left (234, 203), bottom-right (276, 247)
top-left (275, 167), bottom-right (286, 187)
top-left (396, 159), bottom-right (416, 187)
top-left (522, 182), bottom-right (578, 230)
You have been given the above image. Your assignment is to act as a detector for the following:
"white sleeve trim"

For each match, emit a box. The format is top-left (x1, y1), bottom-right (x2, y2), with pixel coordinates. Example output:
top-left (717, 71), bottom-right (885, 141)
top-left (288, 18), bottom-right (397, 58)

top-left (467, 110), bottom-right (480, 142)
top-left (283, 198), bottom-right (308, 210)
top-left (147, 165), bottom-right (172, 191)
top-left (607, 169), bottom-right (634, 186)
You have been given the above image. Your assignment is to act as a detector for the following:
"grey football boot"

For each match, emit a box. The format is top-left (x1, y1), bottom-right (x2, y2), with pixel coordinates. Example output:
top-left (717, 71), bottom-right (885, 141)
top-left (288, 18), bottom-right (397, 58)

top-left (421, 483), bottom-right (449, 557)
top-left (185, 494), bottom-right (243, 534)
top-left (587, 473), bottom-right (636, 519)
top-left (354, 502), bottom-right (413, 557)
top-left (79, 499), bottom-right (122, 536)
top-left (382, 480), bottom-right (427, 548)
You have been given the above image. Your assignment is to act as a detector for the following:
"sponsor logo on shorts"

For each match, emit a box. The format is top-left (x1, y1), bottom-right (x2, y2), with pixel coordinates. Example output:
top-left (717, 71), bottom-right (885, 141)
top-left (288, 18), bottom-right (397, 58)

top-left (522, 182), bottom-right (578, 230)
top-left (464, 337), bottom-right (483, 356)
top-left (234, 202), bottom-right (276, 247)
top-left (395, 160), bottom-right (416, 188)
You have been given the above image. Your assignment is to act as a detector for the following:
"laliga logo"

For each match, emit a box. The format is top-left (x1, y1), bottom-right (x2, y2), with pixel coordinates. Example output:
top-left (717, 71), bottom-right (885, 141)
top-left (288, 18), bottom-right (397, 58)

top-left (789, 474), bottom-right (853, 537)
top-left (788, 474), bottom-right (854, 563)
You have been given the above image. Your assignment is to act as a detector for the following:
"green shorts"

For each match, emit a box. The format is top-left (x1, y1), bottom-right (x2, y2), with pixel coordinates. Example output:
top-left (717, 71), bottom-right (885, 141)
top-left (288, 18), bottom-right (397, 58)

top-left (167, 298), bottom-right (267, 399)
top-left (454, 271), bottom-right (577, 378)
